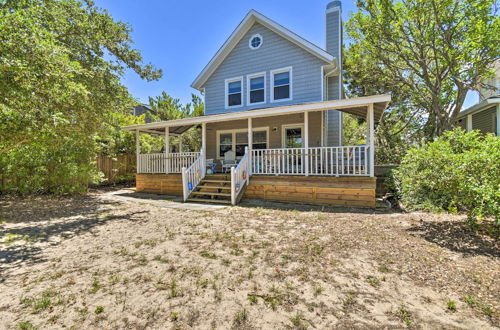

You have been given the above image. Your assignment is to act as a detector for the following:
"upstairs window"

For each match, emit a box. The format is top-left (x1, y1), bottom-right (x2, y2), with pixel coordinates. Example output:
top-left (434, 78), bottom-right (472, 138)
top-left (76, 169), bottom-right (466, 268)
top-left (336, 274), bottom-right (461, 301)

top-left (225, 77), bottom-right (243, 108)
top-left (271, 67), bottom-right (292, 102)
top-left (249, 34), bottom-right (263, 50)
top-left (247, 73), bottom-right (266, 105)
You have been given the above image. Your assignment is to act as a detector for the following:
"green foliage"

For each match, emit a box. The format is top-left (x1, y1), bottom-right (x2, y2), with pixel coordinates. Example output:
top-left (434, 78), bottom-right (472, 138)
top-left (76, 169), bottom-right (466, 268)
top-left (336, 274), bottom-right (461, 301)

top-left (0, 0), bottom-right (161, 194)
top-left (345, 0), bottom-right (499, 138)
top-left (343, 114), bottom-right (366, 146)
top-left (393, 129), bottom-right (499, 225)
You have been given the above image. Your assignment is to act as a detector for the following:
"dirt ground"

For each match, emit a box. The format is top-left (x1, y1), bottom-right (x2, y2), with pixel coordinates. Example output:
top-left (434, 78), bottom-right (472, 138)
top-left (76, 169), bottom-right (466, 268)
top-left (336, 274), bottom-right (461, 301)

top-left (0, 189), bottom-right (498, 329)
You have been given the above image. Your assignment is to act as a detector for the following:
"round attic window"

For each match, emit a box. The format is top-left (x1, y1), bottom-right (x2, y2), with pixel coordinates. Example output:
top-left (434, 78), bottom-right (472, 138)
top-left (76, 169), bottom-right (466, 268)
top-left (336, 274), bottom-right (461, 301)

top-left (249, 34), bottom-right (263, 50)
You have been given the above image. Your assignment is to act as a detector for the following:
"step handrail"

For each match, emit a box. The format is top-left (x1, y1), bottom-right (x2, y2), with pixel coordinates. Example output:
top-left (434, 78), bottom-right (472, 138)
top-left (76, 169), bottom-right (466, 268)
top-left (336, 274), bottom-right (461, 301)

top-left (231, 147), bottom-right (251, 205)
top-left (181, 151), bottom-right (206, 202)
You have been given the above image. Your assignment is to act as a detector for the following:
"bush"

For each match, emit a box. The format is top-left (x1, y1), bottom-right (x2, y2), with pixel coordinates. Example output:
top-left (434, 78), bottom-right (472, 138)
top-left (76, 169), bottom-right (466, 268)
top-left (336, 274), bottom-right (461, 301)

top-left (393, 129), bottom-right (499, 226)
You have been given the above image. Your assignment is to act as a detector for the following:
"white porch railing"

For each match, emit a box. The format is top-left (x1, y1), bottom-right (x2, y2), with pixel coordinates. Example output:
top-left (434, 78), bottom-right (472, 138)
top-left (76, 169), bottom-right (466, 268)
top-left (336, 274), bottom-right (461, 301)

top-left (181, 153), bottom-right (206, 201)
top-left (231, 147), bottom-right (251, 205)
top-left (251, 146), bottom-right (370, 176)
top-left (137, 152), bottom-right (200, 174)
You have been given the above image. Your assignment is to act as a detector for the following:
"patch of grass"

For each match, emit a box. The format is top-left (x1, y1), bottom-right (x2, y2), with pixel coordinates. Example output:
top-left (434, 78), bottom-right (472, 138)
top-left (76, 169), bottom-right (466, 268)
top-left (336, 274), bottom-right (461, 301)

top-left (463, 295), bottom-right (476, 307)
top-left (248, 294), bottom-right (258, 305)
top-left (378, 265), bottom-right (391, 273)
top-left (395, 304), bottom-right (413, 326)
top-left (134, 239), bottom-right (157, 248)
top-left (482, 306), bottom-right (493, 317)
top-left (17, 321), bottom-right (36, 330)
top-left (89, 278), bottom-right (101, 294)
top-left (367, 276), bottom-right (381, 287)
top-left (198, 279), bottom-right (209, 289)
top-left (0, 218), bottom-right (8, 224)
top-left (200, 251), bottom-right (217, 259)
top-left (290, 313), bottom-right (308, 329)
top-left (152, 255), bottom-right (169, 263)
top-left (170, 312), bottom-right (179, 321)
top-left (221, 258), bottom-right (231, 266)
top-left (166, 278), bottom-right (182, 299)
top-left (135, 254), bottom-right (148, 265)
top-left (233, 308), bottom-right (248, 326)
top-left (313, 284), bottom-right (324, 297)
top-left (21, 288), bottom-right (59, 313)
top-left (94, 306), bottom-right (104, 314)
top-left (2, 233), bottom-right (33, 245)
top-left (447, 300), bottom-right (457, 311)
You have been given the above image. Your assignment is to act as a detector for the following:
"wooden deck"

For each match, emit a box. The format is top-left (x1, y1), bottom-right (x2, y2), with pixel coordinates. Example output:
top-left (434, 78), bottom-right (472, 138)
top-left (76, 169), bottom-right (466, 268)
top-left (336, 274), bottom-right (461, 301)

top-left (136, 174), bottom-right (376, 208)
top-left (244, 176), bottom-right (376, 208)
top-left (135, 174), bottom-right (183, 196)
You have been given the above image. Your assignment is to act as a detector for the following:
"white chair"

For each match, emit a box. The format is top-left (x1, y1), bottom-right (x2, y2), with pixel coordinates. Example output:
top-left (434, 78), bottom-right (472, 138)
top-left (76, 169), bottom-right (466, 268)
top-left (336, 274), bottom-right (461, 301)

top-left (221, 150), bottom-right (237, 173)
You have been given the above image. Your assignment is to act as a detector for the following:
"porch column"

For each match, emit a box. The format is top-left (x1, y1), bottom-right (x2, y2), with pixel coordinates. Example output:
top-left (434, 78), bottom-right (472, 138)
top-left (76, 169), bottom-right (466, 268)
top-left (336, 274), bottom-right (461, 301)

top-left (165, 127), bottom-right (170, 174)
top-left (466, 114), bottom-right (472, 132)
top-left (248, 118), bottom-right (253, 175)
top-left (201, 122), bottom-right (206, 157)
top-left (368, 104), bottom-right (375, 177)
top-left (496, 104), bottom-right (500, 136)
top-left (136, 130), bottom-right (140, 173)
top-left (304, 111), bottom-right (309, 176)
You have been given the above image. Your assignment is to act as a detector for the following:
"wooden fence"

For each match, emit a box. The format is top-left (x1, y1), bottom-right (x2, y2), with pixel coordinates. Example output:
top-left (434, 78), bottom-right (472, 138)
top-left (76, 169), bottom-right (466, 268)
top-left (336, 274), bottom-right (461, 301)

top-left (96, 154), bottom-right (136, 184)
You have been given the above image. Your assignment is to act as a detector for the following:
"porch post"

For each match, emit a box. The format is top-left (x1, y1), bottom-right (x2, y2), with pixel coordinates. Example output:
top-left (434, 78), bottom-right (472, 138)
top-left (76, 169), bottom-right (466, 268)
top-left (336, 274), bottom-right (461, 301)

top-left (466, 114), bottom-right (472, 132)
top-left (304, 111), bottom-right (309, 176)
top-left (368, 104), bottom-right (375, 177)
top-left (496, 103), bottom-right (500, 136)
top-left (201, 122), bottom-right (206, 158)
top-left (136, 130), bottom-right (140, 173)
top-left (165, 127), bottom-right (170, 174)
top-left (248, 117), bottom-right (252, 175)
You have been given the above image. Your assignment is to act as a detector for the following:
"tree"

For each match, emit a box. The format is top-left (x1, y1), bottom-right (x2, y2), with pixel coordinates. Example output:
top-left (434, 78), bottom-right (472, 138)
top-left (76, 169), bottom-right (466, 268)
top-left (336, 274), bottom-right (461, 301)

top-left (147, 92), bottom-right (204, 152)
top-left (0, 0), bottom-right (161, 193)
top-left (345, 0), bottom-right (499, 138)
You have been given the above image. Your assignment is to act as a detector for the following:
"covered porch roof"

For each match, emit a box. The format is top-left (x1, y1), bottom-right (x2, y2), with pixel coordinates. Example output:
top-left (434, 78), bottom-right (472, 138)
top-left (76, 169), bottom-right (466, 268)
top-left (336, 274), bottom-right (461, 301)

top-left (123, 94), bottom-right (391, 135)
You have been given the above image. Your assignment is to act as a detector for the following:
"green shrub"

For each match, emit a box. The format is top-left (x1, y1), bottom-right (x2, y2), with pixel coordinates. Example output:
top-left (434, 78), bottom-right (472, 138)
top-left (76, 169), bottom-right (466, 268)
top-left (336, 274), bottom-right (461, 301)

top-left (393, 129), bottom-right (499, 226)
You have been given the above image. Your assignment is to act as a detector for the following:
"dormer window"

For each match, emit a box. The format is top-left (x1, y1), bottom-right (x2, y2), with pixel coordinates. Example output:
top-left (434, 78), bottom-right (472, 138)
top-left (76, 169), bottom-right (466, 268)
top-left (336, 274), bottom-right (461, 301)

top-left (249, 34), bottom-right (263, 50)
top-left (225, 77), bottom-right (243, 108)
top-left (247, 72), bottom-right (266, 105)
top-left (271, 67), bottom-right (293, 102)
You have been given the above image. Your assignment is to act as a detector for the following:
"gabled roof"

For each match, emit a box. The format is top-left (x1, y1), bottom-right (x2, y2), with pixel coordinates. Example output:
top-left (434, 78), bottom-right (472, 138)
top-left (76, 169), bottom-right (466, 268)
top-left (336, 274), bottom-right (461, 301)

top-left (191, 10), bottom-right (336, 91)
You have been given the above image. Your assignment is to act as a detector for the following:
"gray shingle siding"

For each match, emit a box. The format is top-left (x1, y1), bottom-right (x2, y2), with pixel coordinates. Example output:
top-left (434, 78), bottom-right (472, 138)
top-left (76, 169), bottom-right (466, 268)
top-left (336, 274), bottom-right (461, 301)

top-left (203, 23), bottom-right (328, 115)
top-left (472, 106), bottom-right (497, 134)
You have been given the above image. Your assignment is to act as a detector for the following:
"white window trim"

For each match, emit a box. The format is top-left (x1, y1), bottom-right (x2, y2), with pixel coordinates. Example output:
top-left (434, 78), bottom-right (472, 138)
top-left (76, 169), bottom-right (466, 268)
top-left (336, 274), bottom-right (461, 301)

top-left (248, 33), bottom-right (263, 50)
top-left (246, 72), bottom-right (266, 106)
top-left (225, 76), bottom-right (244, 109)
top-left (281, 123), bottom-right (304, 148)
top-left (216, 127), bottom-right (269, 159)
top-left (271, 67), bottom-right (293, 103)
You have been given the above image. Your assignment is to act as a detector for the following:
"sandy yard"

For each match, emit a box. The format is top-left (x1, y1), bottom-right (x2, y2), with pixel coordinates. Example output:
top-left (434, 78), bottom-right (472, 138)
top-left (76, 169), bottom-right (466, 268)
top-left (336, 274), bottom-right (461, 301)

top-left (0, 188), bottom-right (498, 329)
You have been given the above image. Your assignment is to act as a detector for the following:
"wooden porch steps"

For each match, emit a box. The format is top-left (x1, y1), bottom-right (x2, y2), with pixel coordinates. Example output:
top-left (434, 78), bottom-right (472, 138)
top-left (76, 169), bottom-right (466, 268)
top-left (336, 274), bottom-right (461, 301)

top-left (186, 174), bottom-right (232, 205)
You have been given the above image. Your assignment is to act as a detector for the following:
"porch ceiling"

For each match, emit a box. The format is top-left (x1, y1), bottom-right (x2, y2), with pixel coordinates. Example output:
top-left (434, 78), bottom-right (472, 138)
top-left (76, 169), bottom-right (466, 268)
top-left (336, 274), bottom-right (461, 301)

top-left (124, 94), bottom-right (391, 133)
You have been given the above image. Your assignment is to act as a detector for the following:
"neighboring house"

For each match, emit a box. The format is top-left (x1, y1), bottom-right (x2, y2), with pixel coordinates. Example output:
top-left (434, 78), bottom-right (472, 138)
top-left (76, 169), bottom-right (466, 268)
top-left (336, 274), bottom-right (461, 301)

top-left (456, 60), bottom-right (500, 136)
top-left (124, 2), bottom-right (391, 207)
top-left (132, 104), bottom-right (154, 123)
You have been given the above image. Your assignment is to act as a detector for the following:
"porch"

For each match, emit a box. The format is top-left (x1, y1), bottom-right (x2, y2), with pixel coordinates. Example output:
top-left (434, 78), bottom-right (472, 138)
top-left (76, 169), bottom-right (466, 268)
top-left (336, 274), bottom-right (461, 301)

top-left (124, 94), bottom-right (390, 206)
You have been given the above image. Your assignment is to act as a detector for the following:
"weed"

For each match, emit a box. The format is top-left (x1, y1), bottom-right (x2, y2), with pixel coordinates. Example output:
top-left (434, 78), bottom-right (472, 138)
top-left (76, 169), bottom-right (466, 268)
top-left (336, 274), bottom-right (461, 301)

top-left (135, 254), bottom-right (148, 265)
top-left (95, 306), bottom-right (104, 314)
top-left (290, 313), bottom-right (308, 329)
top-left (166, 278), bottom-right (182, 299)
top-left (463, 295), bottom-right (476, 306)
top-left (152, 255), bottom-right (169, 263)
top-left (367, 276), bottom-right (381, 287)
top-left (482, 306), bottom-right (493, 317)
top-left (170, 312), bottom-right (179, 321)
top-left (200, 251), bottom-right (217, 259)
top-left (248, 294), bottom-right (258, 305)
top-left (2, 233), bottom-right (33, 245)
top-left (313, 284), bottom-right (324, 297)
top-left (109, 274), bottom-right (120, 285)
top-left (317, 215), bottom-right (327, 221)
top-left (447, 300), bottom-right (457, 311)
top-left (135, 239), bottom-right (157, 248)
top-left (198, 279), bottom-right (209, 289)
top-left (89, 278), bottom-right (101, 294)
top-left (17, 321), bottom-right (36, 330)
top-left (378, 265), bottom-right (390, 273)
top-left (395, 304), bottom-right (413, 326)
top-left (233, 308), bottom-right (248, 326)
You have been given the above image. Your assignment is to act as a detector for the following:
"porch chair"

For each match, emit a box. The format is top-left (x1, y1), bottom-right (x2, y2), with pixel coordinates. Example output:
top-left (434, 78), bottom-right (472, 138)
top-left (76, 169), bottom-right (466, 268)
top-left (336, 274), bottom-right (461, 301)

top-left (221, 150), bottom-right (237, 173)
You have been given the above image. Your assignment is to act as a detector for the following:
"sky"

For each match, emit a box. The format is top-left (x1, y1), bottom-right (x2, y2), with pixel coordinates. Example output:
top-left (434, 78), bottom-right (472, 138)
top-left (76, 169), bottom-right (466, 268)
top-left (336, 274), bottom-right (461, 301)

top-left (95, 0), bottom-right (477, 109)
